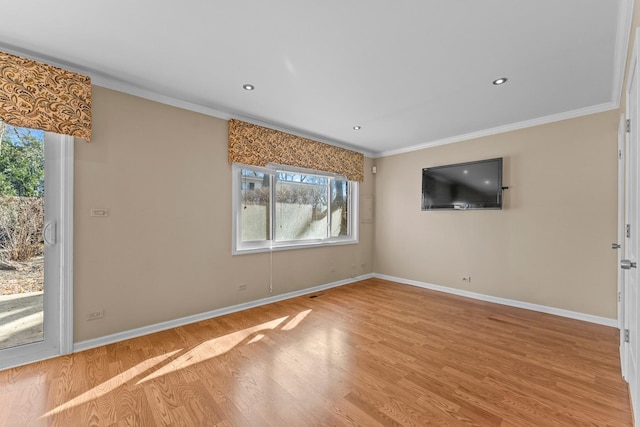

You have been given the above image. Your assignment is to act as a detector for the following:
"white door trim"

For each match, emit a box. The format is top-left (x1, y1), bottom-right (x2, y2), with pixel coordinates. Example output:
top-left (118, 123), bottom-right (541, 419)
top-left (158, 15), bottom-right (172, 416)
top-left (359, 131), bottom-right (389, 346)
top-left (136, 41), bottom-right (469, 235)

top-left (623, 27), bottom-right (640, 424)
top-left (619, 113), bottom-right (627, 377)
top-left (58, 135), bottom-right (74, 355)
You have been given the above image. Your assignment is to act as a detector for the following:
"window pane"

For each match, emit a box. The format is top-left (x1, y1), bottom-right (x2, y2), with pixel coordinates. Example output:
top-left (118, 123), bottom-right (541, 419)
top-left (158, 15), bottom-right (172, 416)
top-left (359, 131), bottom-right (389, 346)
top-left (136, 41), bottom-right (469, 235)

top-left (275, 173), bottom-right (328, 241)
top-left (0, 125), bottom-right (45, 349)
top-left (233, 163), bottom-right (358, 254)
top-left (330, 180), bottom-right (349, 237)
top-left (240, 169), bottom-right (270, 241)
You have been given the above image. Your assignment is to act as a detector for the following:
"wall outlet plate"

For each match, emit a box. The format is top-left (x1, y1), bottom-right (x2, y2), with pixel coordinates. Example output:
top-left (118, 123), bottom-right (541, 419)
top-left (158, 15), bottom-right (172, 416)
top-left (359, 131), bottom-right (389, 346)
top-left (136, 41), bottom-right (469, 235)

top-left (90, 208), bottom-right (109, 217)
top-left (86, 310), bottom-right (104, 321)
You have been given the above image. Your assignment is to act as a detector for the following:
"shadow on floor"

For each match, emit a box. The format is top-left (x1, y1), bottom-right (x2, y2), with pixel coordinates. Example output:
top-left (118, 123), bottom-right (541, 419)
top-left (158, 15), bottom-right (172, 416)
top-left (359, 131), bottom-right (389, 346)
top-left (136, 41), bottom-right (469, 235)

top-left (0, 291), bottom-right (43, 350)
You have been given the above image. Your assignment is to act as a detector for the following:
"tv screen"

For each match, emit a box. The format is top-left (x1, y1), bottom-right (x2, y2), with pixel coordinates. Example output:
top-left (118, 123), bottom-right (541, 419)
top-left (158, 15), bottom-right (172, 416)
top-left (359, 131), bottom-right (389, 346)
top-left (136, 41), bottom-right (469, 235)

top-left (422, 158), bottom-right (503, 210)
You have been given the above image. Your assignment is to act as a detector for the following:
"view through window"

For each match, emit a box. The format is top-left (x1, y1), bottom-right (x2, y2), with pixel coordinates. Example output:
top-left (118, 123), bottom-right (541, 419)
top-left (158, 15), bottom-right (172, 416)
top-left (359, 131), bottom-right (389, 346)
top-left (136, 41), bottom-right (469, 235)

top-left (0, 123), bottom-right (45, 350)
top-left (235, 165), bottom-right (357, 253)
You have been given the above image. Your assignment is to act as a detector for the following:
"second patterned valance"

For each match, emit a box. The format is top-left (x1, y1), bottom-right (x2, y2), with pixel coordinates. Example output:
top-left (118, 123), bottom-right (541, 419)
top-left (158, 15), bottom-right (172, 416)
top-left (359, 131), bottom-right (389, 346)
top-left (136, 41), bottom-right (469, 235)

top-left (228, 119), bottom-right (364, 182)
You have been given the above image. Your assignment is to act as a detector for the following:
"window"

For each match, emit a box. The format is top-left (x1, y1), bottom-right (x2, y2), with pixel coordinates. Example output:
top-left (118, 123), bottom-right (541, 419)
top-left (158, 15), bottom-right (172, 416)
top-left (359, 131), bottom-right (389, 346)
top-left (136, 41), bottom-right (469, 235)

top-left (232, 163), bottom-right (358, 254)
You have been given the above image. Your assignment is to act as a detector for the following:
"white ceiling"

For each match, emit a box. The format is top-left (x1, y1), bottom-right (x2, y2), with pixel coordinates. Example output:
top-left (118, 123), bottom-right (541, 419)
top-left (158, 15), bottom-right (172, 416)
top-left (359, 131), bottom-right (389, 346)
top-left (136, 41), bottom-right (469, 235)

top-left (0, 1), bottom-right (632, 157)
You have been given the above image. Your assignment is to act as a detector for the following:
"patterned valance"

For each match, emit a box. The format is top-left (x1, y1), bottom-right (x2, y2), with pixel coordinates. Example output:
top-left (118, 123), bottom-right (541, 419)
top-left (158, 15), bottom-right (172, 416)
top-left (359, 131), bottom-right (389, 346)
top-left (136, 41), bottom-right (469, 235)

top-left (0, 51), bottom-right (92, 141)
top-left (228, 119), bottom-right (364, 182)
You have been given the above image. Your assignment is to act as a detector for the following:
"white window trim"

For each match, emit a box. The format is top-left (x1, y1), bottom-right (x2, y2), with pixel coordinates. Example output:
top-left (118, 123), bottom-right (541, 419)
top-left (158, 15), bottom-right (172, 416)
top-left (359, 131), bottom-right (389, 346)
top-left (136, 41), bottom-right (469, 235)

top-left (232, 163), bottom-right (359, 255)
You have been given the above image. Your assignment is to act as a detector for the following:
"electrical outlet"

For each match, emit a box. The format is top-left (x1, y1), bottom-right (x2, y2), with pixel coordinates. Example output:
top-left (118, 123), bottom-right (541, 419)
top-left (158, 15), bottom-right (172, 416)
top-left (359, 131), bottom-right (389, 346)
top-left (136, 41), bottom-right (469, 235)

top-left (90, 208), bottom-right (109, 217)
top-left (86, 310), bottom-right (104, 321)
top-left (238, 283), bottom-right (248, 291)
top-left (462, 276), bottom-right (472, 283)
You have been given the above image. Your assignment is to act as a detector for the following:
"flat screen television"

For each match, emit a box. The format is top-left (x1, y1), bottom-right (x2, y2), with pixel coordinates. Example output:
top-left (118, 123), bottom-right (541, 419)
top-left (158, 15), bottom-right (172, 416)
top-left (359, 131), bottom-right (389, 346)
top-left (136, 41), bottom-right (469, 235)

top-left (422, 158), bottom-right (503, 210)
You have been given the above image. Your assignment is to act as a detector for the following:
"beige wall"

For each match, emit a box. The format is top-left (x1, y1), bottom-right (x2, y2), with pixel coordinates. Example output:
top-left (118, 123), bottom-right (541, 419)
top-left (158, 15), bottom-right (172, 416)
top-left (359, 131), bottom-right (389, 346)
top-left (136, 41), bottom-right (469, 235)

top-left (74, 83), bottom-right (620, 342)
top-left (373, 111), bottom-right (620, 318)
top-left (74, 86), bottom-right (375, 342)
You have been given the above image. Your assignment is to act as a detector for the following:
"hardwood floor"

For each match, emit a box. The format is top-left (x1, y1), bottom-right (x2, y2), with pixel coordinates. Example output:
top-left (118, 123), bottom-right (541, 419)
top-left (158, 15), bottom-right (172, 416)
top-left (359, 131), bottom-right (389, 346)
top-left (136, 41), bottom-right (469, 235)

top-left (0, 278), bottom-right (632, 426)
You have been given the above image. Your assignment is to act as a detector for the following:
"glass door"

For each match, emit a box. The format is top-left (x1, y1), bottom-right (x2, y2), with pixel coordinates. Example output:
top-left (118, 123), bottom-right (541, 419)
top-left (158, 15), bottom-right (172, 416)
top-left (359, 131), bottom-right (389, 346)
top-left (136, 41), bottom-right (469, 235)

top-left (0, 125), bottom-right (73, 370)
top-left (0, 125), bottom-right (46, 351)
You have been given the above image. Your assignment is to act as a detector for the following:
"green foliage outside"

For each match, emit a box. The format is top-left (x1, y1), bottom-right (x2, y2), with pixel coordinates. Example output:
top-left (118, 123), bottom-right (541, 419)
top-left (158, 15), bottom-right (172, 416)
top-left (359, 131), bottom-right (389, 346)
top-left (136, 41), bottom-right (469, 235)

top-left (0, 125), bottom-right (44, 197)
top-left (0, 123), bottom-right (45, 262)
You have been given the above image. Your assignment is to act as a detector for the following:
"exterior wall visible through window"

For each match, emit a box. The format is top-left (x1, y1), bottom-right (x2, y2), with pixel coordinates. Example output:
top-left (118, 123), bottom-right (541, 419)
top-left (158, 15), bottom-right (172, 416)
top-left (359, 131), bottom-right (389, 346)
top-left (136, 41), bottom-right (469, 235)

top-left (232, 164), bottom-right (359, 254)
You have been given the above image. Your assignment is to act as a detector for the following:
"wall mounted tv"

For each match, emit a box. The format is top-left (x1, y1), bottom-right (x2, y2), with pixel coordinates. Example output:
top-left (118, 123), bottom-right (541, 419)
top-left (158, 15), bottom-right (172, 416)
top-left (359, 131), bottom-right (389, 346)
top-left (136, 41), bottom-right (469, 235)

top-left (421, 158), bottom-right (503, 210)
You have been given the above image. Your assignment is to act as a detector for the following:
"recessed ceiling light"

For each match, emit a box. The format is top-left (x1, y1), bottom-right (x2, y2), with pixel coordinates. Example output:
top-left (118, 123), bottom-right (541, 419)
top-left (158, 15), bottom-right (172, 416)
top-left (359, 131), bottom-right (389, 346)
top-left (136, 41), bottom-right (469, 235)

top-left (243, 84), bottom-right (255, 91)
top-left (492, 77), bottom-right (508, 86)
top-left (353, 126), bottom-right (361, 130)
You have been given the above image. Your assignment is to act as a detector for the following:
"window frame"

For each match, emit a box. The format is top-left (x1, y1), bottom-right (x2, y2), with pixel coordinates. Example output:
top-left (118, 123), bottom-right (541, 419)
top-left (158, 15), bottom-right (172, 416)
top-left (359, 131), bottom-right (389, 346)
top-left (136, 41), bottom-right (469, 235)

top-left (232, 163), bottom-right (359, 255)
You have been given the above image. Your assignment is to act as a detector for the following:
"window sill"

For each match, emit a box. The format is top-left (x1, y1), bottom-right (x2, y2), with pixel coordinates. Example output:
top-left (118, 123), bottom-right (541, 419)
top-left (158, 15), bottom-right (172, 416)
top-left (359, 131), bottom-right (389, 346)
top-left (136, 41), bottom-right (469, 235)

top-left (233, 238), bottom-right (359, 256)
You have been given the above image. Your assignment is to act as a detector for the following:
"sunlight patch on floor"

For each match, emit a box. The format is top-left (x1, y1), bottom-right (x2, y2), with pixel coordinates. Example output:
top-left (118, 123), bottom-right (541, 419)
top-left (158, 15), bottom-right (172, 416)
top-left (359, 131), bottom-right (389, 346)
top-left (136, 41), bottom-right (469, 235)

top-left (138, 316), bottom-right (291, 383)
top-left (39, 310), bottom-right (314, 419)
top-left (138, 310), bottom-right (313, 384)
top-left (281, 309), bottom-right (311, 330)
top-left (40, 350), bottom-right (181, 419)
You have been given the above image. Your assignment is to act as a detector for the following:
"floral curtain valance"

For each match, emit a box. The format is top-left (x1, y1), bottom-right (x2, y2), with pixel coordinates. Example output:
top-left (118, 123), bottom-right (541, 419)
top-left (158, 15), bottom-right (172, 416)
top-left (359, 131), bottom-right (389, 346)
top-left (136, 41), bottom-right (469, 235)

top-left (228, 119), bottom-right (364, 182)
top-left (0, 51), bottom-right (92, 141)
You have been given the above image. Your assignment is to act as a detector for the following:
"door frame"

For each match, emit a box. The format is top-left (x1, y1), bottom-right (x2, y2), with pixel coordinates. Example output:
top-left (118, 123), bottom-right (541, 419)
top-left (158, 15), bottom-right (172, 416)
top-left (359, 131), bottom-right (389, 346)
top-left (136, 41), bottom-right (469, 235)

top-left (619, 113), bottom-right (627, 378)
top-left (0, 133), bottom-right (73, 370)
top-left (623, 27), bottom-right (640, 424)
top-left (58, 134), bottom-right (74, 355)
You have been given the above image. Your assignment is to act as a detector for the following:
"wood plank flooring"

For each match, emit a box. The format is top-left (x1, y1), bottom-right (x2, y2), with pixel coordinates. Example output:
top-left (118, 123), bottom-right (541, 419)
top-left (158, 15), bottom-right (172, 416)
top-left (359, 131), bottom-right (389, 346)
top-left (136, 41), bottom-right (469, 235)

top-left (0, 278), bottom-right (633, 426)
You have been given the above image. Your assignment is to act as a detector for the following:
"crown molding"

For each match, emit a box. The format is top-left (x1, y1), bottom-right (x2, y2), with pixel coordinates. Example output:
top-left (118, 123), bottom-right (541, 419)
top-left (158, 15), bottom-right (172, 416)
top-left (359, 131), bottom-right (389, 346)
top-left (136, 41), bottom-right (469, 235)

top-left (0, 43), bottom-right (373, 158)
top-left (374, 101), bottom-right (619, 158)
top-left (1, 17), bottom-right (630, 163)
top-left (611, 0), bottom-right (635, 107)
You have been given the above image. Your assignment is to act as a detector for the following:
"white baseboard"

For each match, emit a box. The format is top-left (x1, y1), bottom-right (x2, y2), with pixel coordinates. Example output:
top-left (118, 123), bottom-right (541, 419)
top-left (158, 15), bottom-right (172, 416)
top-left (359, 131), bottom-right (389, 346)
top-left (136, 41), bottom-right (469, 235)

top-left (73, 273), bottom-right (374, 353)
top-left (74, 271), bottom-right (617, 353)
top-left (373, 273), bottom-right (618, 328)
